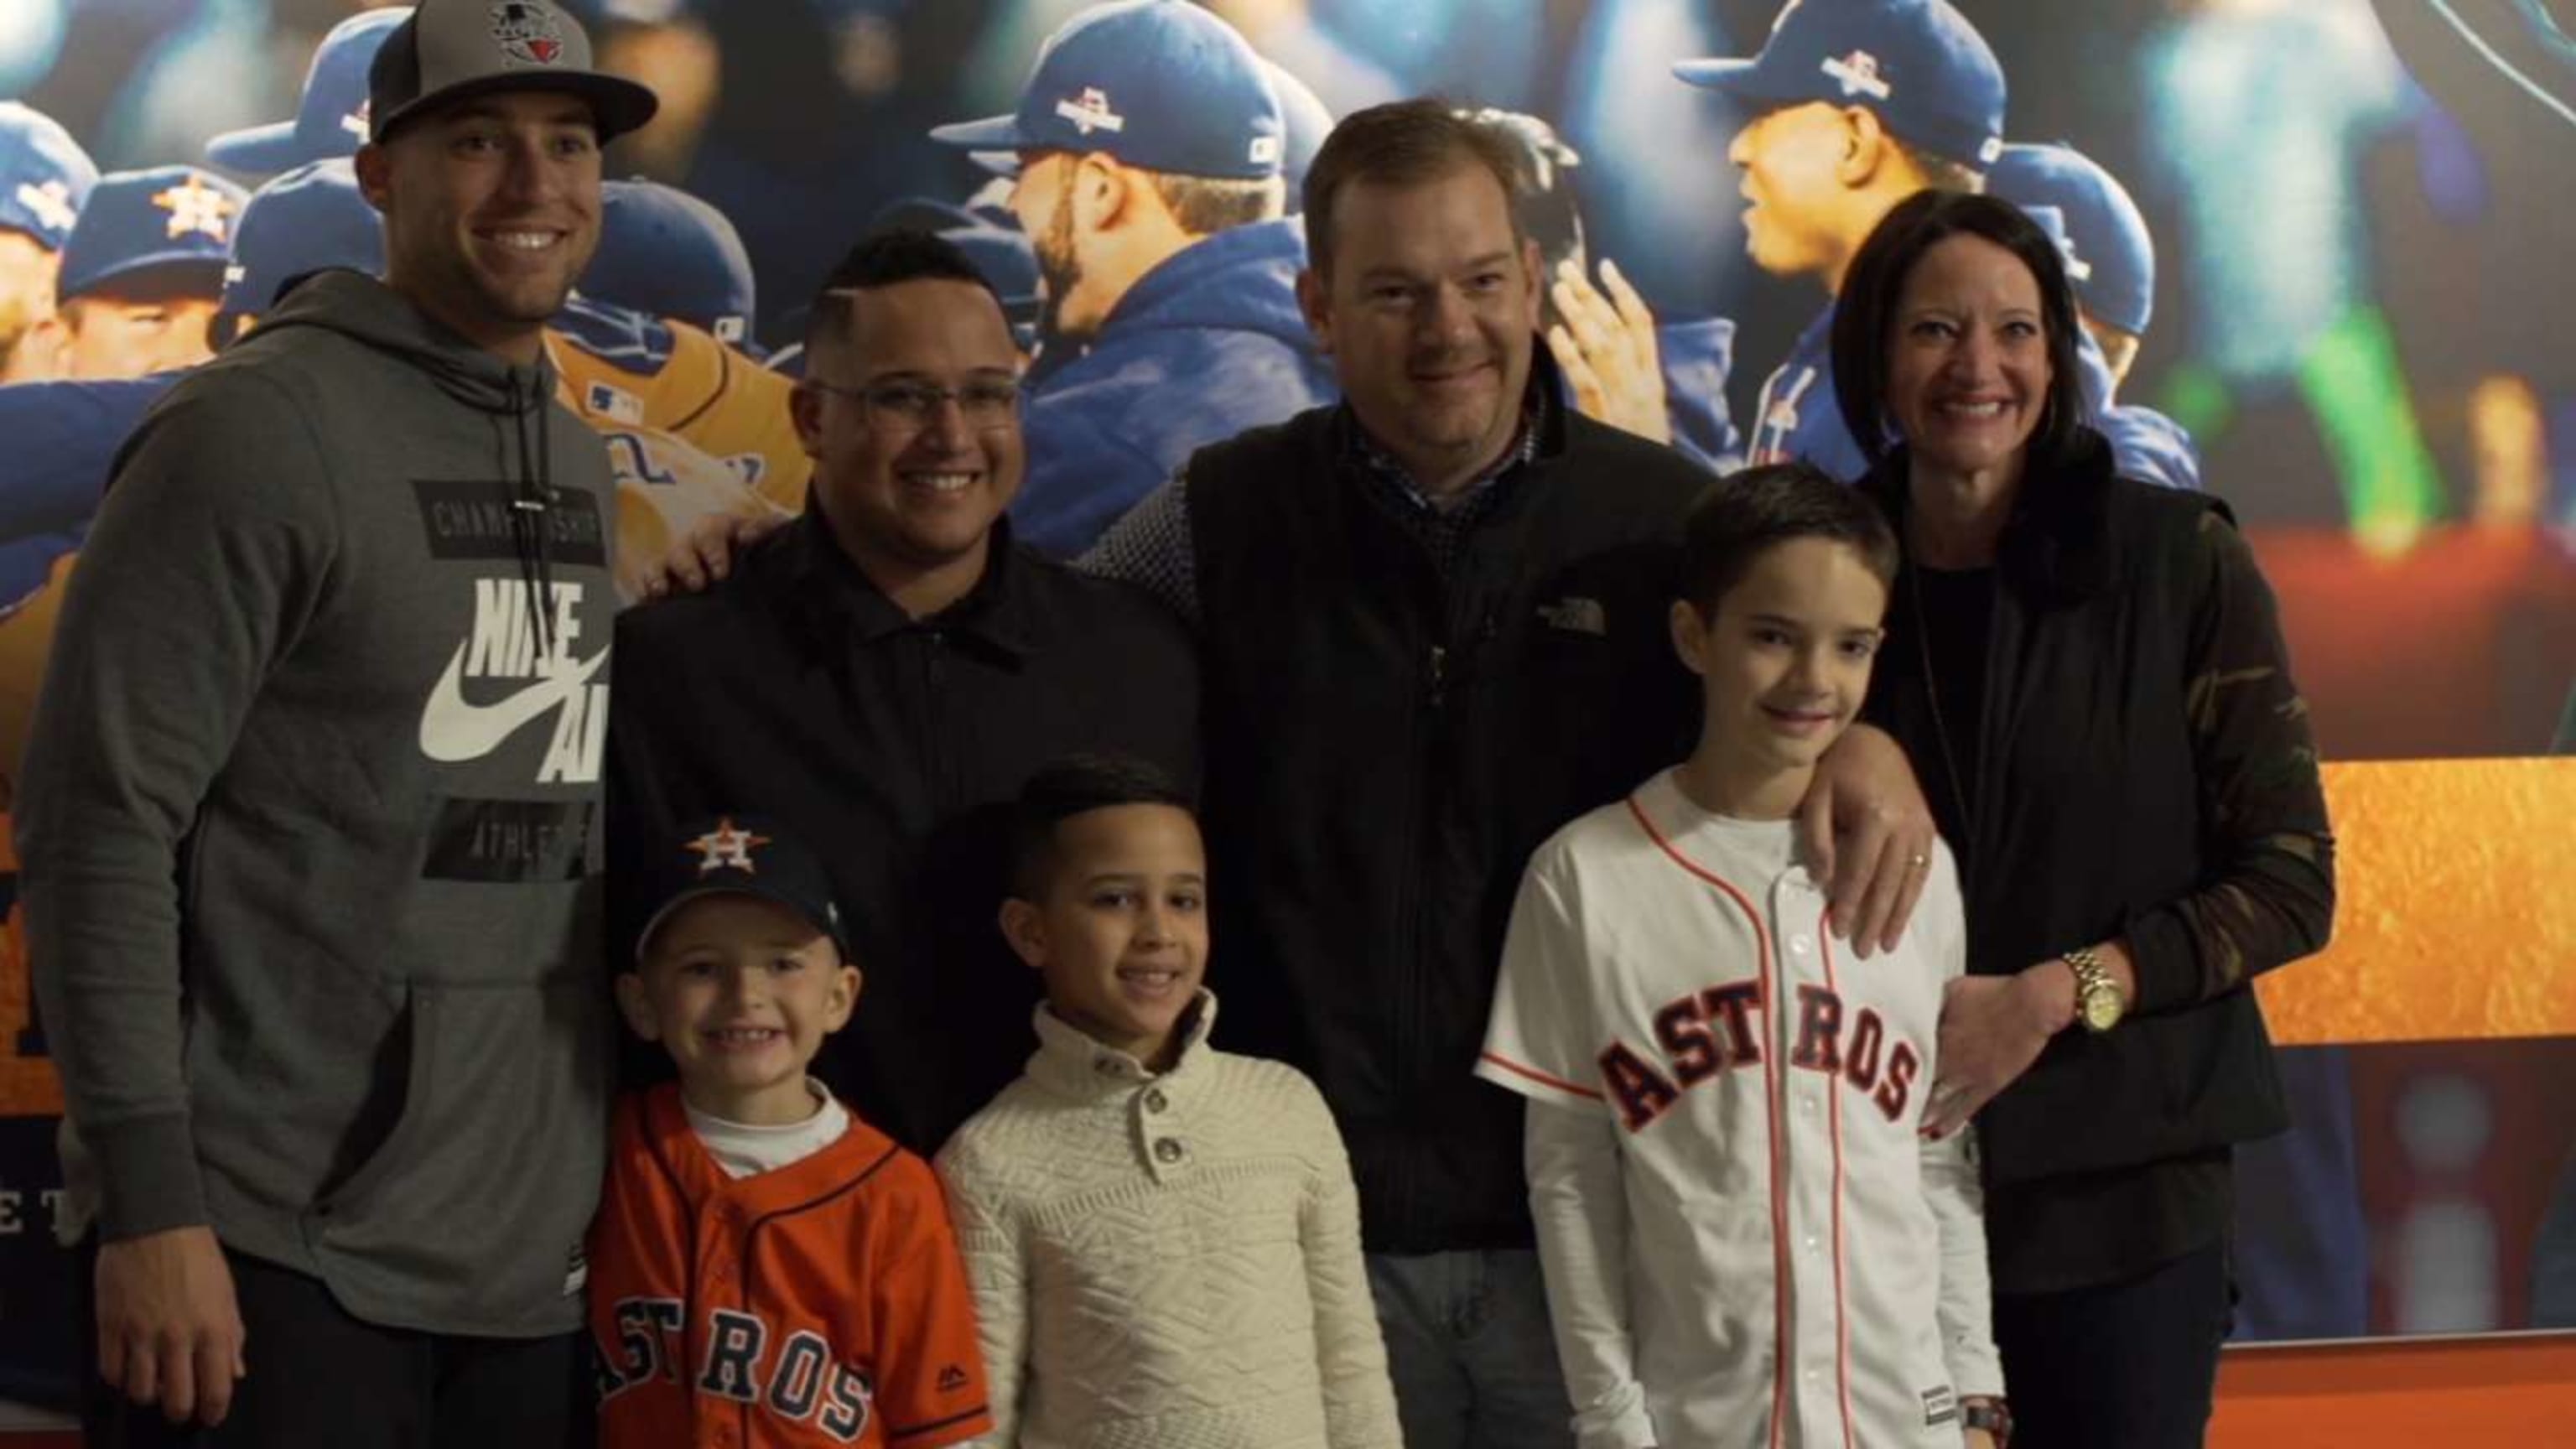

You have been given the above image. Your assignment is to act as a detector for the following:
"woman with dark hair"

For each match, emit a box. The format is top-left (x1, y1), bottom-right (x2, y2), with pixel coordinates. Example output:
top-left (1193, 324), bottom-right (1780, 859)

top-left (1832, 188), bottom-right (2337, 1448)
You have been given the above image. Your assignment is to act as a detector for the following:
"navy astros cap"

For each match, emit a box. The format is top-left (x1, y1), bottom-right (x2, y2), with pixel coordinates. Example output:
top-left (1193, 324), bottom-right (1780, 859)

top-left (208, 8), bottom-right (412, 175)
top-left (0, 101), bottom-right (100, 250)
top-left (57, 166), bottom-right (248, 304)
top-left (1675, 0), bottom-right (2006, 172)
top-left (218, 160), bottom-right (386, 340)
top-left (1987, 142), bottom-right (2155, 335)
top-left (929, 0), bottom-right (1285, 181)
top-left (635, 817), bottom-right (850, 963)
top-left (588, 179), bottom-right (756, 345)
top-left (369, 0), bottom-right (658, 147)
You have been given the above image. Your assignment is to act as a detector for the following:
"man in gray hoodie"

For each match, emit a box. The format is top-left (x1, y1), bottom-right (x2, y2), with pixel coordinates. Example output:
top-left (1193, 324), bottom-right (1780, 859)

top-left (18, 2), bottom-right (653, 1443)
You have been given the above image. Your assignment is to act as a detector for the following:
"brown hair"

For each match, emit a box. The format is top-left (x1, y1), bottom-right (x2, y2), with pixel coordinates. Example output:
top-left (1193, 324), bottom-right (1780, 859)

top-left (1301, 98), bottom-right (1524, 280)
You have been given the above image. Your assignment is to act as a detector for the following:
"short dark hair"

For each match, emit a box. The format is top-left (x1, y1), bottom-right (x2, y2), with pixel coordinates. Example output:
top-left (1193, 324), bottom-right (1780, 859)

top-left (1679, 462), bottom-right (1900, 618)
top-left (1302, 98), bottom-right (1524, 281)
top-left (1458, 106), bottom-right (1587, 280)
top-left (1005, 753), bottom-right (1197, 900)
top-left (804, 226), bottom-right (1006, 357)
top-left (1828, 189), bottom-right (2090, 471)
top-left (1146, 170), bottom-right (1285, 235)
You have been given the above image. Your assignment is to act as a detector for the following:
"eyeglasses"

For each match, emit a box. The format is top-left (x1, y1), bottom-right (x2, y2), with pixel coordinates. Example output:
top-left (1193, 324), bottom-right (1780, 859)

top-left (807, 377), bottom-right (1024, 432)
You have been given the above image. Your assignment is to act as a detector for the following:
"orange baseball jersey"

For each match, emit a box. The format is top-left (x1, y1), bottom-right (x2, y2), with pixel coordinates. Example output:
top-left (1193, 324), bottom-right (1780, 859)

top-left (589, 1083), bottom-right (994, 1449)
top-left (548, 300), bottom-right (812, 513)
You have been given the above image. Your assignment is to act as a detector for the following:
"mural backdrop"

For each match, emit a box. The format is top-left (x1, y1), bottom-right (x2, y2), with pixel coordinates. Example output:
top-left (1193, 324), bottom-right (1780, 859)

top-left (1, 0), bottom-right (2570, 1421)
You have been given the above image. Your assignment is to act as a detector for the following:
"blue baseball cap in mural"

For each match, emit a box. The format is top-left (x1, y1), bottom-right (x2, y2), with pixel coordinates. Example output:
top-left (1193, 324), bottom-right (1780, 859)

top-left (1987, 141), bottom-right (2155, 335)
top-left (56, 166), bottom-right (247, 304)
top-left (585, 179), bottom-right (756, 345)
top-left (0, 101), bottom-right (99, 250)
top-left (929, 0), bottom-right (1285, 180)
top-left (1675, 0), bottom-right (2007, 172)
top-left (216, 159), bottom-right (385, 343)
top-left (208, 8), bottom-right (412, 174)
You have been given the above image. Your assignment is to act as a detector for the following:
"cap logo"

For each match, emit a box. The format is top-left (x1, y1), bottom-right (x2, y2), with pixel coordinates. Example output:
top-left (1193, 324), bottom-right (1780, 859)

top-left (341, 100), bottom-right (371, 142)
top-left (490, 2), bottom-right (568, 68)
top-left (1248, 135), bottom-right (1280, 166)
top-left (1978, 136), bottom-right (2004, 165)
top-left (153, 176), bottom-right (236, 243)
top-left (686, 818), bottom-right (771, 875)
top-left (1820, 50), bottom-right (1893, 101)
top-left (2058, 236), bottom-right (2093, 283)
top-left (14, 180), bottom-right (76, 236)
top-left (1053, 87), bottom-right (1126, 136)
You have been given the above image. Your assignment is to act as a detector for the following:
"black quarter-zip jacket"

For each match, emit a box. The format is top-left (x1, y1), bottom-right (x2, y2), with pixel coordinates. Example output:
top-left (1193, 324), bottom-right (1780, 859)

top-left (607, 512), bottom-right (1198, 1155)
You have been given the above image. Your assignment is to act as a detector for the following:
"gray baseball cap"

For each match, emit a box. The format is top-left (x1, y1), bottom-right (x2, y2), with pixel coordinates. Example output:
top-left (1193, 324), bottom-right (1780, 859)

top-left (367, 0), bottom-right (657, 147)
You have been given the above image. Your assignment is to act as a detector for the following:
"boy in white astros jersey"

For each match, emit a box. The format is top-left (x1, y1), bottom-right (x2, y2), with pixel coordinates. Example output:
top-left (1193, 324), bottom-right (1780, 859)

top-left (1478, 464), bottom-right (2008, 1449)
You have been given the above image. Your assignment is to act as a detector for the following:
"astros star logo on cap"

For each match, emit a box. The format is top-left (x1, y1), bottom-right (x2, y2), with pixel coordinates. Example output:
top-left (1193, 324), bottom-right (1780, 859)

top-left (1822, 49), bottom-right (1893, 100)
top-left (1055, 86), bottom-right (1126, 137)
top-left (489, 1), bottom-right (566, 68)
top-left (687, 818), bottom-right (771, 875)
top-left (15, 180), bottom-right (76, 236)
top-left (153, 174), bottom-right (236, 242)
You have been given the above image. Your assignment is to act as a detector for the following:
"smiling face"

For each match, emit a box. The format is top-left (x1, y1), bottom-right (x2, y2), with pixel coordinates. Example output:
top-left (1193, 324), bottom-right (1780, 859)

top-left (358, 91), bottom-right (603, 364)
top-left (1885, 232), bottom-right (2053, 493)
top-left (1298, 163), bottom-right (1539, 496)
top-left (620, 893), bottom-right (860, 1126)
top-left (1000, 802), bottom-right (1209, 1071)
top-left (1672, 536), bottom-right (1888, 820)
top-left (792, 277), bottom-right (1025, 604)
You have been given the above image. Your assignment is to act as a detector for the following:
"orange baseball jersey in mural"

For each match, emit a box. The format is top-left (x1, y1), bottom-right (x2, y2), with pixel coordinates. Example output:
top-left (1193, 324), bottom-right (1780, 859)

top-left (549, 300), bottom-right (812, 512)
top-left (589, 1083), bottom-right (993, 1449)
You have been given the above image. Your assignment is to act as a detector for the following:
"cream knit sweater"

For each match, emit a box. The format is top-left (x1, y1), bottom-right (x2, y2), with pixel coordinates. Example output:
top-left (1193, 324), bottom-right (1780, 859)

top-left (935, 992), bottom-right (1402, 1448)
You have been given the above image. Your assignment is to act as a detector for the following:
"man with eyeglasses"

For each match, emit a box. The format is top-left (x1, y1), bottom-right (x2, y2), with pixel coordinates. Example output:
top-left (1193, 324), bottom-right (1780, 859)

top-left (605, 227), bottom-right (1198, 1156)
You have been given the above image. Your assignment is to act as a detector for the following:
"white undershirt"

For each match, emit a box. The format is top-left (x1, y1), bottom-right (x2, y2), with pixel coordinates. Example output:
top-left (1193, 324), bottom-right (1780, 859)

top-left (683, 1079), bottom-right (851, 1179)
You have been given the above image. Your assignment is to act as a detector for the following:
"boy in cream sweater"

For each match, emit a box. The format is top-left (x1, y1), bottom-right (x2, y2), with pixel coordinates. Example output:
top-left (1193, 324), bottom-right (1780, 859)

top-left (936, 756), bottom-right (1401, 1447)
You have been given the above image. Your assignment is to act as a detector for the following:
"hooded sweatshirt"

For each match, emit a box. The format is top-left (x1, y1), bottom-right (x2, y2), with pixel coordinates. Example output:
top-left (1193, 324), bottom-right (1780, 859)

top-left (1013, 216), bottom-right (1337, 558)
top-left (21, 269), bottom-right (617, 1337)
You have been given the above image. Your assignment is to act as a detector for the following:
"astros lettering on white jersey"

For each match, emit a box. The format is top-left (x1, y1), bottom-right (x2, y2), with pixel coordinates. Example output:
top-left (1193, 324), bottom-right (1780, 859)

top-left (1478, 769), bottom-right (2002, 1449)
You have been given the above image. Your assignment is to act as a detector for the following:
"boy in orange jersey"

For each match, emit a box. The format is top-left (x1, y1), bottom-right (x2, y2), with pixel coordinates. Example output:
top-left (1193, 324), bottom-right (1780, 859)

top-left (590, 816), bottom-right (991, 1447)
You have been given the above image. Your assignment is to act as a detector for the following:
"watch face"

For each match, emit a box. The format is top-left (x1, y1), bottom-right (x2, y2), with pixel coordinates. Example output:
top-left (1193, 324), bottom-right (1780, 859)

top-left (2081, 987), bottom-right (2123, 1031)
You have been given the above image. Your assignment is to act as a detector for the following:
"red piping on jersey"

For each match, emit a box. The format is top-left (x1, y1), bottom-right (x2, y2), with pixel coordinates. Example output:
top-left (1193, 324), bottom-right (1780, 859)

top-left (1820, 913), bottom-right (1858, 1449)
top-left (1481, 1050), bottom-right (1607, 1101)
top-left (1626, 791), bottom-right (1790, 1449)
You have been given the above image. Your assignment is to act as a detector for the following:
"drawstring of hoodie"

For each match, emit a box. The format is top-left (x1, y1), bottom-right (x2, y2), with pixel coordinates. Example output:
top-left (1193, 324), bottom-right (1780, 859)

top-left (506, 372), bottom-right (556, 664)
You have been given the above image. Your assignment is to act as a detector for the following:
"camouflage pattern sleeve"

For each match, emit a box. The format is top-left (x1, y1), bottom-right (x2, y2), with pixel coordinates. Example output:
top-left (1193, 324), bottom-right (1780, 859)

top-left (2123, 508), bottom-right (2337, 1015)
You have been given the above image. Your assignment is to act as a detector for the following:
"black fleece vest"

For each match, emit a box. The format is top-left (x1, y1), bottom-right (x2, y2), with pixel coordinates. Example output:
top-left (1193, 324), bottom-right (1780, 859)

top-left (1182, 401), bottom-right (1711, 1254)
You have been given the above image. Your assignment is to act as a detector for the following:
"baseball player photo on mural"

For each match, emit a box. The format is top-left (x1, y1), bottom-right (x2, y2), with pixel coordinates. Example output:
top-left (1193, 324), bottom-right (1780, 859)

top-left (0, 0), bottom-right (2570, 1446)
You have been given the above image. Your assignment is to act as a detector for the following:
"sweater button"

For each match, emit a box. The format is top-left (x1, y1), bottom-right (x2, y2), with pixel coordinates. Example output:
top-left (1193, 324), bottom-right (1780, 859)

top-left (1143, 1088), bottom-right (1169, 1114)
top-left (1153, 1137), bottom-right (1187, 1164)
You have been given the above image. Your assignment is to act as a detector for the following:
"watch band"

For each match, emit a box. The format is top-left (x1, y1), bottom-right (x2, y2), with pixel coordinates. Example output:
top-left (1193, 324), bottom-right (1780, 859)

top-left (1961, 1398), bottom-right (2013, 1446)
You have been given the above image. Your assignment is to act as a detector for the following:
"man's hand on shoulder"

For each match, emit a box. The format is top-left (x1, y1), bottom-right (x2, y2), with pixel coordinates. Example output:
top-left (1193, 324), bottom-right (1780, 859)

top-left (95, 1224), bottom-right (246, 1426)
top-left (637, 505), bottom-right (792, 600)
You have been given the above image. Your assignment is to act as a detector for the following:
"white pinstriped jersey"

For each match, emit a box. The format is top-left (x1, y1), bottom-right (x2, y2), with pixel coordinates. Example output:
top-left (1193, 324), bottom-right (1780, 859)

top-left (1478, 770), bottom-right (2002, 1449)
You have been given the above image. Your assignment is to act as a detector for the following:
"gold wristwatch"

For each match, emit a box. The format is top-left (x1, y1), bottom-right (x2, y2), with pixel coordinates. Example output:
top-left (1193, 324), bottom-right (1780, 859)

top-left (2063, 945), bottom-right (2126, 1033)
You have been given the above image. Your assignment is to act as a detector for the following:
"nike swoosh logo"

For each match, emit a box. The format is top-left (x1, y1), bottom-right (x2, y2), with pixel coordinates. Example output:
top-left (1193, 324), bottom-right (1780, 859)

top-left (418, 642), bottom-right (610, 763)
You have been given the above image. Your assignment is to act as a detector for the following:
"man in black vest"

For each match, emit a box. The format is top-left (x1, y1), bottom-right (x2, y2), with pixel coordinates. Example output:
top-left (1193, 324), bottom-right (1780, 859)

top-left (1083, 100), bottom-right (1938, 1448)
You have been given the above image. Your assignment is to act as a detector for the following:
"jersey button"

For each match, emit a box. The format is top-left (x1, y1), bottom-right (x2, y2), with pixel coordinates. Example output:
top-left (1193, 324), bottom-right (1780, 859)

top-left (1153, 1137), bottom-right (1187, 1165)
top-left (1143, 1088), bottom-right (1169, 1114)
